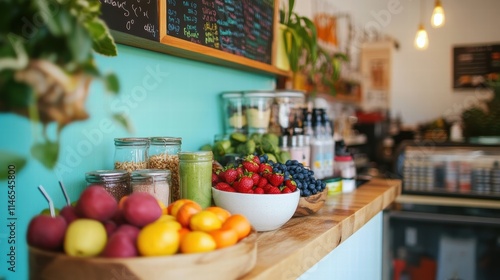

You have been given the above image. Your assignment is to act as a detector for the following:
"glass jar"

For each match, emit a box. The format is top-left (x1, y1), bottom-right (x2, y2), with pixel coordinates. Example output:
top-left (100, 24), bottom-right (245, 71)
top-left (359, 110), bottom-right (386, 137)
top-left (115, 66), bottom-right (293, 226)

top-left (147, 137), bottom-right (182, 202)
top-left (243, 91), bottom-right (275, 134)
top-left (114, 138), bottom-right (149, 172)
top-left (179, 151), bottom-right (213, 208)
top-left (221, 92), bottom-right (246, 134)
top-left (85, 170), bottom-right (130, 201)
top-left (131, 169), bottom-right (171, 205)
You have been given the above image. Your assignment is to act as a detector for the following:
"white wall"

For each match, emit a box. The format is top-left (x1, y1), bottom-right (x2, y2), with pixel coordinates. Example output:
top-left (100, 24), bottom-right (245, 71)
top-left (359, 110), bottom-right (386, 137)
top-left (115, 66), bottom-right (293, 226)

top-left (294, 0), bottom-right (500, 125)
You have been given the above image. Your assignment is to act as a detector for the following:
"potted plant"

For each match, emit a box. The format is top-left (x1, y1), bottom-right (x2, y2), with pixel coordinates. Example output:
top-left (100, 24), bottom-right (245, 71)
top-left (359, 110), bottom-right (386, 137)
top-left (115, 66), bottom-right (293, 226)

top-left (0, 0), bottom-right (123, 172)
top-left (461, 74), bottom-right (500, 140)
top-left (279, 0), bottom-right (318, 90)
top-left (279, 0), bottom-right (348, 95)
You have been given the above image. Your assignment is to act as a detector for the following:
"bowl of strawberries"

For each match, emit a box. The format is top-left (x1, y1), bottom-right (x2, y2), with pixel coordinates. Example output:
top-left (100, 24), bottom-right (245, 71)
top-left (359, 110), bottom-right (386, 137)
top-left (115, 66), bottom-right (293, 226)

top-left (212, 154), bottom-right (301, 231)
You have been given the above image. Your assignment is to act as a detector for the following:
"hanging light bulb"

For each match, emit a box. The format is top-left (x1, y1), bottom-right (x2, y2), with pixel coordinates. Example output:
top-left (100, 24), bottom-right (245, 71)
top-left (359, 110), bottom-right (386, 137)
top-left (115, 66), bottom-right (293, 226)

top-left (431, 0), bottom-right (445, 28)
top-left (414, 24), bottom-right (429, 50)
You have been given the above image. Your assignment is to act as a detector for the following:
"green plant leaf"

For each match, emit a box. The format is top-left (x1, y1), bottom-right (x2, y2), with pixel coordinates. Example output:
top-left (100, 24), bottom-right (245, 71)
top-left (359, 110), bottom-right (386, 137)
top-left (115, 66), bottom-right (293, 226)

top-left (85, 18), bottom-right (117, 56)
top-left (66, 18), bottom-right (93, 64)
top-left (112, 113), bottom-right (133, 133)
top-left (0, 150), bottom-right (27, 180)
top-left (103, 73), bottom-right (120, 94)
top-left (30, 140), bottom-right (59, 169)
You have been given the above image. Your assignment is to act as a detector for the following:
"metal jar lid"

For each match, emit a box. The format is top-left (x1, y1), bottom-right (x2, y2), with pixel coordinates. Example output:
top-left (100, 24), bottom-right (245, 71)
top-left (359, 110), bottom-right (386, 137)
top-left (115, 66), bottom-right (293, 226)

top-left (85, 169), bottom-right (129, 183)
top-left (149, 137), bottom-right (182, 145)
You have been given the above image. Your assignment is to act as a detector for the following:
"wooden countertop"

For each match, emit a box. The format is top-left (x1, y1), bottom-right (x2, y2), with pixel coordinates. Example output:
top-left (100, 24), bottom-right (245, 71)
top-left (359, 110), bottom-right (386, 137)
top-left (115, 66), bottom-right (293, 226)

top-left (241, 178), bottom-right (402, 280)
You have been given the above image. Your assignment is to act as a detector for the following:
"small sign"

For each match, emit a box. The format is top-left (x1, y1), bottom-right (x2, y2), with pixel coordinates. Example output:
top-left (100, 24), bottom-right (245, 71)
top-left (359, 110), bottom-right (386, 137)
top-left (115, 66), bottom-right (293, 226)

top-left (453, 43), bottom-right (500, 89)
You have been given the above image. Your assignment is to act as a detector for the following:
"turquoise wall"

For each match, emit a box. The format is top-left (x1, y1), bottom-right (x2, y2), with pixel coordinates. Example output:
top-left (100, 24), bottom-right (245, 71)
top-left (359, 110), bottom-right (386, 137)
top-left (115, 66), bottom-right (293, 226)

top-left (0, 44), bottom-right (276, 280)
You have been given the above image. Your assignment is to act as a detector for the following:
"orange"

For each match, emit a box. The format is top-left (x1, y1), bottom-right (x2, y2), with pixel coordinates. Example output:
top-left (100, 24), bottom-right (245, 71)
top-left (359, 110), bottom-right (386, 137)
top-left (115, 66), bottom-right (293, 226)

top-left (189, 210), bottom-right (222, 232)
top-left (137, 221), bottom-right (180, 256)
top-left (155, 214), bottom-right (177, 224)
top-left (169, 199), bottom-right (192, 217)
top-left (205, 206), bottom-right (231, 223)
top-left (221, 214), bottom-right (252, 241)
top-left (176, 201), bottom-right (202, 228)
top-left (179, 231), bottom-right (216, 254)
top-left (118, 195), bottom-right (128, 210)
top-left (178, 227), bottom-right (190, 242)
top-left (209, 228), bottom-right (238, 249)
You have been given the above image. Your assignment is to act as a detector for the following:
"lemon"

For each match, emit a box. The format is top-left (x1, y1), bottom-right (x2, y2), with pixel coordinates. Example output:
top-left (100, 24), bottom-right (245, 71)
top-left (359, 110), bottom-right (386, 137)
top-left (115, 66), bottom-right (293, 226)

top-left (189, 210), bottom-right (222, 232)
top-left (180, 231), bottom-right (216, 254)
top-left (137, 221), bottom-right (180, 256)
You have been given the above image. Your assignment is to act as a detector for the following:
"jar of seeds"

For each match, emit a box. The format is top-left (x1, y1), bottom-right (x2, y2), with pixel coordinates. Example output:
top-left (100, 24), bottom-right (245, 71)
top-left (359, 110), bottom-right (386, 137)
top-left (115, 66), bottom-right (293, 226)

top-left (131, 169), bottom-right (171, 206)
top-left (114, 138), bottom-right (149, 172)
top-left (85, 170), bottom-right (130, 201)
top-left (147, 137), bottom-right (182, 203)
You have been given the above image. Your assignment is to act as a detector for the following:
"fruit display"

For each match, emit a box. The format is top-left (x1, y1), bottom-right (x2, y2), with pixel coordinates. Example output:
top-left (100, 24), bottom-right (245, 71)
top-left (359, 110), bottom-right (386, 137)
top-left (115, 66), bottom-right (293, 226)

top-left (205, 132), bottom-right (291, 165)
top-left (213, 154), bottom-right (326, 197)
top-left (27, 184), bottom-right (253, 259)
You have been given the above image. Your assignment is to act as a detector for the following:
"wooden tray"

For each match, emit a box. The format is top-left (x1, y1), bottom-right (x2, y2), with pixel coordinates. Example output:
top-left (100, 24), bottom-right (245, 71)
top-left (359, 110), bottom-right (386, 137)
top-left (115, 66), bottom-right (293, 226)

top-left (29, 232), bottom-right (257, 280)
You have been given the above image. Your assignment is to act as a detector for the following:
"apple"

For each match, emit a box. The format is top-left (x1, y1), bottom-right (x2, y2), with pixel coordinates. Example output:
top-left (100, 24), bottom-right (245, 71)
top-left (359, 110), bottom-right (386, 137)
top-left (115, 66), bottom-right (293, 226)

top-left (75, 185), bottom-right (117, 222)
top-left (102, 232), bottom-right (138, 258)
top-left (123, 192), bottom-right (162, 227)
top-left (27, 214), bottom-right (67, 251)
top-left (64, 219), bottom-right (107, 257)
top-left (60, 205), bottom-right (79, 224)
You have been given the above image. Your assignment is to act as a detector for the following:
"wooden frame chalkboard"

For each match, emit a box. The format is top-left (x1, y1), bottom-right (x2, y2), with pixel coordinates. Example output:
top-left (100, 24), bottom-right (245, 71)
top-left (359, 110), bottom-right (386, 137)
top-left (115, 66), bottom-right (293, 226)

top-left (158, 0), bottom-right (287, 76)
top-left (453, 43), bottom-right (500, 89)
top-left (99, 0), bottom-right (289, 76)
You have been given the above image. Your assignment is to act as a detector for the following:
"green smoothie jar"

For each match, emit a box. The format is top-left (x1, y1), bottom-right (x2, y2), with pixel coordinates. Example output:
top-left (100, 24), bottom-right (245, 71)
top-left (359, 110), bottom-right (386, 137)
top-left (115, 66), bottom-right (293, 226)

top-left (178, 151), bottom-right (213, 208)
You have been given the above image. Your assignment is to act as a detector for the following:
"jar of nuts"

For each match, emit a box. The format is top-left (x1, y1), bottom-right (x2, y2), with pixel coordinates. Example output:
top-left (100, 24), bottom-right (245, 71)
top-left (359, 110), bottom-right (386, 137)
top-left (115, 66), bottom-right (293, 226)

top-left (85, 170), bottom-right (130, 201)
top-left (147, 137), bottom-right (182, 203)
top-left (130, 169), bottom-right (171, 206)
top-left (114, 138), bottom-right (149, 172)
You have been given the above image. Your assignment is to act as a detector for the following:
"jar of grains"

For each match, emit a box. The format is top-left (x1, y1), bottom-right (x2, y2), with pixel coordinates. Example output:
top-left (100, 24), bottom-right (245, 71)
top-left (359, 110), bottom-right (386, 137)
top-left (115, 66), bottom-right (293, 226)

top-left (85, 170), bottom-right (130, 201)
top-left (114, 138), bottom-right (149, 172)
top-left (147, 137), bottom-right (182, 203)
top-left (179, 151), bottom-right (213, 208)
top-left (130, 169), bottom-right (171, 206)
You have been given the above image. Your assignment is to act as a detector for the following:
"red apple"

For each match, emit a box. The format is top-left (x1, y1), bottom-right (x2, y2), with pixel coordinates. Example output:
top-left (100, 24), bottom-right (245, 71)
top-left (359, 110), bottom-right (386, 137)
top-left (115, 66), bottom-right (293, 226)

top-left (76, 185), bottom-right (117, 222)
top-left (27, 215), bottom-right (67, 251)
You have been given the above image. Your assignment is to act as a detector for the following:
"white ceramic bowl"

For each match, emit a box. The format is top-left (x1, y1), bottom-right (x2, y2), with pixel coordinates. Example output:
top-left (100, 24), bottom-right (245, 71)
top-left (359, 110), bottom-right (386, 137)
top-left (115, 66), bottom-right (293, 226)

top-left (212, 187), bottom-right (300, 232)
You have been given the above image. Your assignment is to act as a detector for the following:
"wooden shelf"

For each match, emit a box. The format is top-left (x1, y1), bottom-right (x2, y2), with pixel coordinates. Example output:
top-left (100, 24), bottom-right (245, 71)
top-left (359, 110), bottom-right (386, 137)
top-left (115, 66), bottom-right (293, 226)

top-left (112, 30), bottom-right (292, 78)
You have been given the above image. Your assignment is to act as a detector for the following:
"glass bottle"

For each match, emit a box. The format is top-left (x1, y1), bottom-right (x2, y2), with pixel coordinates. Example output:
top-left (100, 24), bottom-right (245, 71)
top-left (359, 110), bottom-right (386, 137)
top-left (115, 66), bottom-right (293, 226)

top-left (179, 151), bottom-right (213, 208)
top-left (114, 138), bottom-right (149, 173)
top-left (131, 169), bottom-right (171, 205)
top-left (147, 137), bottom-right (182, 202)
top-left (310, 108), bottom-right (325, 179)
top-left (85, 169), bottom-right (130, 201)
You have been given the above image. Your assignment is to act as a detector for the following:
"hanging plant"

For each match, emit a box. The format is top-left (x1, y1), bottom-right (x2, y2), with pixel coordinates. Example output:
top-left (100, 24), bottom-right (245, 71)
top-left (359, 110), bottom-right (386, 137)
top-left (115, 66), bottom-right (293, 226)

top-left (0, 0), bottom-right (129, 174)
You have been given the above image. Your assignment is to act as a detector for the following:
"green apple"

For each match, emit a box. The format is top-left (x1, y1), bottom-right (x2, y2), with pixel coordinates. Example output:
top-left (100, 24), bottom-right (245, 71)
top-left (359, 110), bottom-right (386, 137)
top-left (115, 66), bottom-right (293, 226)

top-left (64, 219), bottom-right (107, 257)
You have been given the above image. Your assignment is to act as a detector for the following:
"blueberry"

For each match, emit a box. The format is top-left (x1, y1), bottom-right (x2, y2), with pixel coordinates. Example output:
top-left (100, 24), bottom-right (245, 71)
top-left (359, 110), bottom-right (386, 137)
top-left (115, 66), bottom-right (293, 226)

top-left (297, 173), bottom-right (304, 180)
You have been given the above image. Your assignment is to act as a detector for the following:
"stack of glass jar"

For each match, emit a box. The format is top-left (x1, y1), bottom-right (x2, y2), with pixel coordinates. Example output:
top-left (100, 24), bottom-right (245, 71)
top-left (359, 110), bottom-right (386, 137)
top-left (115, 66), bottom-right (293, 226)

top-left (85, 137), bottom-right (182, 204)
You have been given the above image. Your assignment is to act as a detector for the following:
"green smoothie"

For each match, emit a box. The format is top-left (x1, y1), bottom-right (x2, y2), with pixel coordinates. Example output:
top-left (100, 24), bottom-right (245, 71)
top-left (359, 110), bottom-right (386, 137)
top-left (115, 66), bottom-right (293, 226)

top-left (178, 151), bottom-right (213, 208)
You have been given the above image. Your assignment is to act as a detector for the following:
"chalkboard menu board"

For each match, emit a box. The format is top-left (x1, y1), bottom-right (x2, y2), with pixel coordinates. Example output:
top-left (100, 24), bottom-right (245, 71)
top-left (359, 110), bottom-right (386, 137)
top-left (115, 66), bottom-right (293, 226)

top-left (166, 0), bottom-right (275, 64)
top-left (100, 0), bottom-right (159, 41)
top-left (453, 43), bottom-right (500, 89)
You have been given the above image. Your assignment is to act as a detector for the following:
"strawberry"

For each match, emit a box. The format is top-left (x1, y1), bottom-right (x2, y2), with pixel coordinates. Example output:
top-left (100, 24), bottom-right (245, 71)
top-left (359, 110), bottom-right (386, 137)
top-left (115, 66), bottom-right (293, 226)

top-left (250, 172), bottom-right (260, 186)
top-left (262, 183), bottom-right (273, 192)
top-left (218, 170), bottom-right (227, 183)
top-left (223, 168), bottom-right (239, 184)
top-left (235, 176), bottom-right (254, 193)
top-left (215, 182), bottom-right (236, 192)
top-left (235, 166), bottom-right (244, 177)
top-left (257, 177), bottom-right (268, 189)
top-left (251, 155), bottom-right (261, 164)
top-left (254, 187), bottom-right (264, 194)
top-left (258, 163), bottom-right (273, 174)
top-left (268, 173), bottom-right (284, 187)
top-left (266, 186), bottom-right (281, 194)
top-left (242, 160), bottom-right (259, 173)
top-left (284, 179), bottom-right (297, 192)
top-left (212, 173), bottom-right (220, 186)
top-left (281, 187), bottom-right (292, 193)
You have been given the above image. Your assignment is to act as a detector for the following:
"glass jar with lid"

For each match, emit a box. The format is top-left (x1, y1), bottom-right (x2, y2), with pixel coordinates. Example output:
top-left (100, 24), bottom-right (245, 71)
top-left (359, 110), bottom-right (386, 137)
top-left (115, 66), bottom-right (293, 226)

top-left (85, 169), bottom-right (130, 201)
top-left (131, 169), bottom-right (171, 205)
top-left (147, 137), bottom-right (182, 202)
top-left (114, 138), bottom-right (149, 173)
top-left (179, 151), bottom-right (213, 208)
top-left (221, 92), bottom-right (246, 134)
